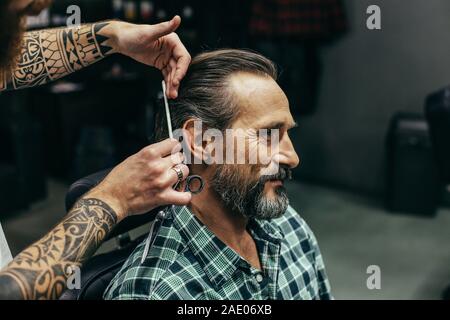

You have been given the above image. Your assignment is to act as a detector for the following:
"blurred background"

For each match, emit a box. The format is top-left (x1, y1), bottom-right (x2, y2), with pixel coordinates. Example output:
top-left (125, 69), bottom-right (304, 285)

top-left (0, 0), bottom-right (449, 299)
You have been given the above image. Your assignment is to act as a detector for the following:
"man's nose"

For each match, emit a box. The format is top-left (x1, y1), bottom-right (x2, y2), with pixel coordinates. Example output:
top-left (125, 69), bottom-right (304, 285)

top-left (278, 134), bottom-right (300, 169)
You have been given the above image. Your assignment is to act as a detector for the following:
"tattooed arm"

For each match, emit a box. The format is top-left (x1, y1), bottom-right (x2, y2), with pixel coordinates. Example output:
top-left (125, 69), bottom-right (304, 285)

top-left (0, 197), bottom-right (118, 300)
top-left (0, 22), bottom-right (115, 92)
top-left (0, 16), bottom-right (190, 98)
top-left (0, 138), bottom-right (191, 300)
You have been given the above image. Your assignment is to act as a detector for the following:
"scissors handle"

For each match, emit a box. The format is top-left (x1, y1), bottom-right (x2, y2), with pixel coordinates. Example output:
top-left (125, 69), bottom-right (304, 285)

top-left (173, 175), bottom-right (204, 194)
top-left (162, 80), bottom-right (205, 196)
top-left (185, 175), bottom-right (204, 194)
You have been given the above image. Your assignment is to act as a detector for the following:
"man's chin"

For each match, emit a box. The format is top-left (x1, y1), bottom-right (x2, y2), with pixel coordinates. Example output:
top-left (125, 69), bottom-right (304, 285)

top-left (250, 189), bottom-right (289, 220)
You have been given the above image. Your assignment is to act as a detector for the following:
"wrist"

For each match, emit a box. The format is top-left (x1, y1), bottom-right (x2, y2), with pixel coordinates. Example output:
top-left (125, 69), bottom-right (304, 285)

top-left (93, 20), bottom-right (121, 56)
top-left (85, 186), bottom-right (128, 222)
top-left (102, 20), bottom-right (130, 56)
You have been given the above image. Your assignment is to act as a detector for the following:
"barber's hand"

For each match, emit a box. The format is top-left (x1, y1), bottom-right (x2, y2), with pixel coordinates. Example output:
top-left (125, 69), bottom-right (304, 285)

top-left (87, 139), bottom-right (191, 221)
top-left (111, 16), bottom-right (191, 99)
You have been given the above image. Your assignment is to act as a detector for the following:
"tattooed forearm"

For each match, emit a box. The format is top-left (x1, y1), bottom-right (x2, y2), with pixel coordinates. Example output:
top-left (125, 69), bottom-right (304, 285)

top-left (0, 198), bottom-right (117, 300)
top-left (0, 22), bottom-right (115, 92)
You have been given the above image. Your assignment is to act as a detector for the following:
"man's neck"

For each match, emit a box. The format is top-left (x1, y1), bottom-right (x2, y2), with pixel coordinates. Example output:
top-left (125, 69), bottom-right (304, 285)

top-left (186, 167), bottom-right (262, 270)
top-left (189, 182), bottom-right (249, 252)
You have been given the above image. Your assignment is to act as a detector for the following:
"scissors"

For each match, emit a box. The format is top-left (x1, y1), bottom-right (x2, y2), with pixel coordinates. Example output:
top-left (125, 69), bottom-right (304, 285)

top-left (161, 80), bottom-right (204, 194)
top-left (140, 81), bottom-right (204, 265)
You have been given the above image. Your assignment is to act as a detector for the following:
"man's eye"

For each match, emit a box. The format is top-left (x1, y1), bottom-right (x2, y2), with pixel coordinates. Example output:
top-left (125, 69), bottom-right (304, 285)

top-left (259, 129), bottom-right (273, 139)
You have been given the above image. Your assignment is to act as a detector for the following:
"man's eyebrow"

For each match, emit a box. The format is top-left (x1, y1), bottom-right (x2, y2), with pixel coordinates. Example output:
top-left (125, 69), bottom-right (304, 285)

top-left (258, 121), bottom-right (298, 130)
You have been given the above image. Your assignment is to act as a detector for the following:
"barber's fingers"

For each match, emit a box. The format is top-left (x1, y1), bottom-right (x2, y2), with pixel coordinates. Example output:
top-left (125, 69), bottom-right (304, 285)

top-left (161, 151), bottom-right (184, 167)
top-left (167, 58), bottom-right (177, 98)
top-left (142, 138), bottom-right (181, 158)
top-left (150, 15), bottom-right (181, 40)
top-left (167, 163), bottom-right (189, 185)
top-left (150, 153), bottom-right (187, 188)
top-left (154, 159), bottom-right (188, 188)
top-left (171, 37), bottom-right (191, 99)
top-left (160, 189), bottom-right (192, 206)
top-left (173, 52), bottom-right (190, 86)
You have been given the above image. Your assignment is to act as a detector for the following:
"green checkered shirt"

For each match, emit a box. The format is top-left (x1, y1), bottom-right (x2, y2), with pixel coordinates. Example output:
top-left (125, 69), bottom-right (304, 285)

top-left (104, 205), bottom-right (331, 300)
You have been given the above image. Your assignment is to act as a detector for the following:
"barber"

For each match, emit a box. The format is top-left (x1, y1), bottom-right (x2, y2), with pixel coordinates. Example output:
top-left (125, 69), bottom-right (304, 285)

top-left (0, 0), bottom-right (191, 299)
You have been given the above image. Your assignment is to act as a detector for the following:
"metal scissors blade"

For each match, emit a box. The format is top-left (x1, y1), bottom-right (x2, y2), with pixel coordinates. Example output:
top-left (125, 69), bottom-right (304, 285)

top-left (162, 80), bottom-right (174, 140)
top-left (161, 80), bottom-right (204, 195)
top-left (139, 81), bottom-right (206, 266)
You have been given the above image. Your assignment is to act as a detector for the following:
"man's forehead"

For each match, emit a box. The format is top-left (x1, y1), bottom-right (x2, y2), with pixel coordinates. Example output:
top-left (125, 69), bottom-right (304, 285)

top-left (228, 72), bottom-right (293, 128)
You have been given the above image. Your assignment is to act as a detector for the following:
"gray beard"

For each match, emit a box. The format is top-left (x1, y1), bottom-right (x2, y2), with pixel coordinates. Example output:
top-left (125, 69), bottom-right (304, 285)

top-left (211, 166), bottom-right (290, 220)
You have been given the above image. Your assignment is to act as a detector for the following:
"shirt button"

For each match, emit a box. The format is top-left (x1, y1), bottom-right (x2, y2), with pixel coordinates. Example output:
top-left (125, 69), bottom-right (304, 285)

top-left (255, 274), bottom-right (264, 283)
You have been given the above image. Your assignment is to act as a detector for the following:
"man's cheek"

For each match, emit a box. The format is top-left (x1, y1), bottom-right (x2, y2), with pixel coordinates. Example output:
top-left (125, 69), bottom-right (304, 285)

top-left (237, 165), bottom-right (258, 190)
top-left (247, 136), bottom-right (273, 167)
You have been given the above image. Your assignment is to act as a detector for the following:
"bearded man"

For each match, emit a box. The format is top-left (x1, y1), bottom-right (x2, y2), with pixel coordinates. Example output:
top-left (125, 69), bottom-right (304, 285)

top-left (104, 49), bottom-right (332, 300)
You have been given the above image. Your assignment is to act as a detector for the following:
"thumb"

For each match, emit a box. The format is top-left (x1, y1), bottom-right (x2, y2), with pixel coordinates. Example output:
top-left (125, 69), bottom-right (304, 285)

top-left (150, 15), bottom-right (181, 39)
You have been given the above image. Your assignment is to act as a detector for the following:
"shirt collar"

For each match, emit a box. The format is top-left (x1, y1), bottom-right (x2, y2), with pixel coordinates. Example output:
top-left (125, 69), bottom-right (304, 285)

top-left (170, 205), bottom-right (284, 288)
top-left (249, 218), bottom-right (284, 244)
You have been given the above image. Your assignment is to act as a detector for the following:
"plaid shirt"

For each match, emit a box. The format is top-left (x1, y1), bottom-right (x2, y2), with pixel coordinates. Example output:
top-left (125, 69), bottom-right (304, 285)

top-left (104, 205), bottom-right (331, 300)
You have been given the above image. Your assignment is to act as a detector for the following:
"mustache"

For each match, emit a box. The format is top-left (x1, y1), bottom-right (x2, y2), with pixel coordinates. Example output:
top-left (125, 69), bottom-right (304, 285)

top-left (259, 166), bottom-right (292, 184)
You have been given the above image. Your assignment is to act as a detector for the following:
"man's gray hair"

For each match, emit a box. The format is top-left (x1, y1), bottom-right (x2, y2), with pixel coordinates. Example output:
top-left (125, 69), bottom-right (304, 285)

top-left (155, 49), bottom-right (278, 140)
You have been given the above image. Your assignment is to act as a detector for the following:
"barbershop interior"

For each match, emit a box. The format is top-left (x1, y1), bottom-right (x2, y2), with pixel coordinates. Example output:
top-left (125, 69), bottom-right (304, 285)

top-left (1, 0), bottom-right (450, 300)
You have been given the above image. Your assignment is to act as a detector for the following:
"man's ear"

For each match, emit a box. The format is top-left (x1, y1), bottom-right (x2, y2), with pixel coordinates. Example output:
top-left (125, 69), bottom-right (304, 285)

top-left (182, 119), bottom-right (204, 165)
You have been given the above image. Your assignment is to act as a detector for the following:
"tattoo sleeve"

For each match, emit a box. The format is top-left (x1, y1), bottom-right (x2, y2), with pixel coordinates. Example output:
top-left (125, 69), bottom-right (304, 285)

top-left (0, 22), bottom-right (115, 92)
top-left (0, 198), bottom-right (117, 300)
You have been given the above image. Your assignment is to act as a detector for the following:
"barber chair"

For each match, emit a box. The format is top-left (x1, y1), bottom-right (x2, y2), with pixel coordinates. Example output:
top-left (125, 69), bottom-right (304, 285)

top-left (424, 87), bottom-right (450, 300)
top-left (59, 169), bottom-right (158, 300)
